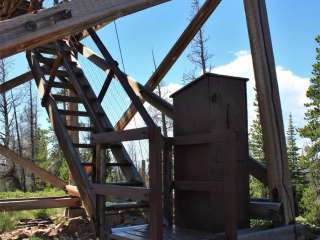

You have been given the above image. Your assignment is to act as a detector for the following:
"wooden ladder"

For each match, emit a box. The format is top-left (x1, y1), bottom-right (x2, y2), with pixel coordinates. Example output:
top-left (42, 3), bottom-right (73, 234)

top-left (27, 39), bottom-right (163, 239)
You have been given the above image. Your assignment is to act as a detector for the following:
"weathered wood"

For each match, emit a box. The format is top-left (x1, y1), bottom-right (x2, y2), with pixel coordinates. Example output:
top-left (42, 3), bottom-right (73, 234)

top-left (42, 54), bottom-right (64, 106)
top-left (94, 184), bottom-right (150, 202)
top-left (92, 127), bottom-right (149, 144)
top-left (95, 144), bottom-right (108, 240)
top-left (248, 157), bottom-right (268, 186)
top-left (27, 51), bottom-right (96, 220)
top-left (88, 28), bottom-right (155, 128)
top-left (0, 197), bottom-right (81, 211)
top-left (54, 47), bottom-right (143, 185)
top-left (174, 181), bottom-right (223, 192)
top-left (0, 0), bottom-right (170, 58)
top-left (68, 184), bottom-right (150, 201)
top-left (244, 0), bottom-right (295, 223)
top-left (115, 0), bottom-right (222, 130)
top-left (173, 130), bottom-right (235, 146)
top-left (75, 43), bottom-right (173, 118)
top-left (0, 71), bottom-right (33, 93)
top-left (163, 138), bottom-right (173, 227)
top-left (111, 224), bottom-right (306, 240)
top-left (0, 144), bottom-right (67, 189)
top-left (149, 127), bottom-right (163, 240)
top-left (98, 70), bottom-right (114, 103)
top-left (249, 200), bottom-right (282, 220)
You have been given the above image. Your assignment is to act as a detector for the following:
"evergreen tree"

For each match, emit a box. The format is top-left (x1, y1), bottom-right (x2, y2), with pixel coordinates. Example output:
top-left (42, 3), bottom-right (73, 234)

top-left (249, 93), bottom-right (265, 163)
top-left (286, 113), bottom-right (305, 208)
top-left (249, 91), bottom-right (268, 198)
top-left (287, 114), bottom-right (302, 183)
top-left (300, 35), bottom-right (320, 162)
top-left (299, 35), bottom-right (320, 223)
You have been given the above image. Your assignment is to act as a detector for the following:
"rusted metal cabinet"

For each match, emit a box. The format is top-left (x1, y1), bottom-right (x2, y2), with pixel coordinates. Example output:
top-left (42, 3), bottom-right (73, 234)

top-left (172, 73), bottom-right (249, 232)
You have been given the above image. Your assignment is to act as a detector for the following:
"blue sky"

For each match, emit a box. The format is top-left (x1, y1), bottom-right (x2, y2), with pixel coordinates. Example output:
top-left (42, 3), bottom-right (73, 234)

top-left (7, 0), bottom-right (320, 147)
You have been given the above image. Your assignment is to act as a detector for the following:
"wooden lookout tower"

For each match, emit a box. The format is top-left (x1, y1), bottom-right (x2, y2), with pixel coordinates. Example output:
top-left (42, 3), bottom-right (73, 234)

top-left (0, 0), bottom-right (306, 239)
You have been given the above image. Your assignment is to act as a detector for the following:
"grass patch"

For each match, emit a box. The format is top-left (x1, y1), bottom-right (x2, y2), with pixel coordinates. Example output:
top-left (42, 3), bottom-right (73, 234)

top-left (0, 188), bottom-right (67, 233)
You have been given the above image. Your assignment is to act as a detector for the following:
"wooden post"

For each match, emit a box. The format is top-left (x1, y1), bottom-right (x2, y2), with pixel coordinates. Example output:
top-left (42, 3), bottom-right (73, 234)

top-left (163, 138), bottom-right (173, 227)
top-left (243, 0), bottom-right (295, 223)
top-left (149, 127), bottom-right (163, 240)
top-left (95, 144), bottom-right (108, 240)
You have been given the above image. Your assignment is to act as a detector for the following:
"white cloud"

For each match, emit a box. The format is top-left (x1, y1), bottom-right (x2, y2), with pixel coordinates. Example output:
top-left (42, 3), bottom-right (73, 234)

top-left (212, 50), bottom-right (309, 132)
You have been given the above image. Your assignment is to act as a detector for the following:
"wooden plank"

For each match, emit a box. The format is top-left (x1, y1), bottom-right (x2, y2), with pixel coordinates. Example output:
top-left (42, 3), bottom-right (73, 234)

top-left (0, 71), bottom-right (33, 93)
top-left (244, 0), bottom-right (295, 223)
top-left (93, 184), bottom-right (150, 202)
top-left (248, 157), bottom-right (268, 186)
top-left (163, 138), bottom-right (173, 227)
top-left (75, 43), bottom-right (173, 118)
top-left (0, 0), bottom-right (170, 58)
top-left (148, 127), bottom-right (163, 240)
top-left (249, 200), bottom-right (282, 220)
top-left (92, 127), bottom-right (149, 144)
top-left (98, 70), bottom-right (114, 103)
top-left (27, 51), bottom-right (96, 220)
top-left (95, 144), bottom-right (108, 240)
top-left (115, 0), bottom-right (222, 130)
top-left (110, 224), bottom-right (306, 240)
top-left (173, 130), bottom-right (235, 146)
top-left (0, 144), bottom-right (67, 190)
top-left (175, 181), bottom-right (223, 192)
top-left (0, 197), bottom-right (81, 211)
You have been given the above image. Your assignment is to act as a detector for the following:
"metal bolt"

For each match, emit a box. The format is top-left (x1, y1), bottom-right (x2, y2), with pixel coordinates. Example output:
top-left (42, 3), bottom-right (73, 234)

top-left (25, 21), bottom-right (37, 31)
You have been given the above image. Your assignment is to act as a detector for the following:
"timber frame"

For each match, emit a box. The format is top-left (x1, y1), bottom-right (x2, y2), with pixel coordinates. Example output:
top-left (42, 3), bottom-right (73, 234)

top-left (0, 0), bottom-right (298, 239)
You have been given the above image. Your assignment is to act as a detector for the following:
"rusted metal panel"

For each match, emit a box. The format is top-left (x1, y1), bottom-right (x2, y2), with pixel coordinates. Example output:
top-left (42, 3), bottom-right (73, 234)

top-left (172, 73), bottom-right (249, 233)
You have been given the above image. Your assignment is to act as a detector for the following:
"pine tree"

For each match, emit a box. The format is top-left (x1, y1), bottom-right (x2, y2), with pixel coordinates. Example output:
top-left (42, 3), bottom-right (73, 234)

top-left (286, 113), bottom-right (305, 208)
top-left (249, 94), bottom-right (265, 163)
top-left (287, 114), bottom-right (302, 184)
top-left (183, 0), bottom-right (213, 83)
top-left (300, 35), bottom-right (320, 162)
top-left (249, 92), bottom-right (268, 198)
top-left (299, 35), bottom-right (320, 223)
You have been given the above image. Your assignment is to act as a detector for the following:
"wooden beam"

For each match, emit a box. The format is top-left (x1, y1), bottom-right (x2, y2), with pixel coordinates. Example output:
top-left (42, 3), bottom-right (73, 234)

top-left (115, 0), bottom-right (222, 130)
top-left (0, 71), bottom-right (33, 93)
top-left (174, 181), bottom-right (223, 192)
top-left (68, 184), bottom-right (150, 201)
top-left (92, 127), bottom-right (149, 144)
top-left (149, 127), bottom-right (163, 240)
top-left (0, 144), bottom-right (67, 190)
top-left (98, 70), bottom-right (114, 103)
top-left (244, 0), bottom-right (295, 223)
top-left (248, 157), bottom-right (268, 186)
top-left (0, 197), bottom-right (81, 211)
top-left (75, 43), bottom-right (174, 118)
top-left (173, 130), bottom-right (235, 146)
top-left (0, 0), bottom-right (170, 58)
top-left (249, 200), bottom-right (282, 220)
top-left (94, 184), bottom-right (150, 202)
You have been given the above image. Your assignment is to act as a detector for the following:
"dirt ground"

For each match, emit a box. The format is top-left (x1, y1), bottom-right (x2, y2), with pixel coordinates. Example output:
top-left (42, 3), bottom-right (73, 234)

top-left (0, 217), bottom-right (95, 240)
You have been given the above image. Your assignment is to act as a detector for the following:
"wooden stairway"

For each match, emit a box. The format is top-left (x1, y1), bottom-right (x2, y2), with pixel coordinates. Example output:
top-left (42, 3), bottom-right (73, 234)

top-left (26, 38), bottom-right (163, 239)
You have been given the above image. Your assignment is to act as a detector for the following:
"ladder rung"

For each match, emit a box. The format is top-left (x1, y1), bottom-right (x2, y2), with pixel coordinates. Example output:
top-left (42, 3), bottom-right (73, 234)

top-left (58, 110), bottom-right (90, 117)
top-left (73, 143), bottom-right (94, 148)
top-left (65, 126), bottom-right (94, 132)
top-left (53, 95), bottom-right (83, 103)
top-left (51, 82), bottom-right (73, 89)
top-left (106, 182), bottom-right (144, 187)
top-left (106, 162), bottom-right (132, 167)
top-left (105, 202), bottom-right (148, 211)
